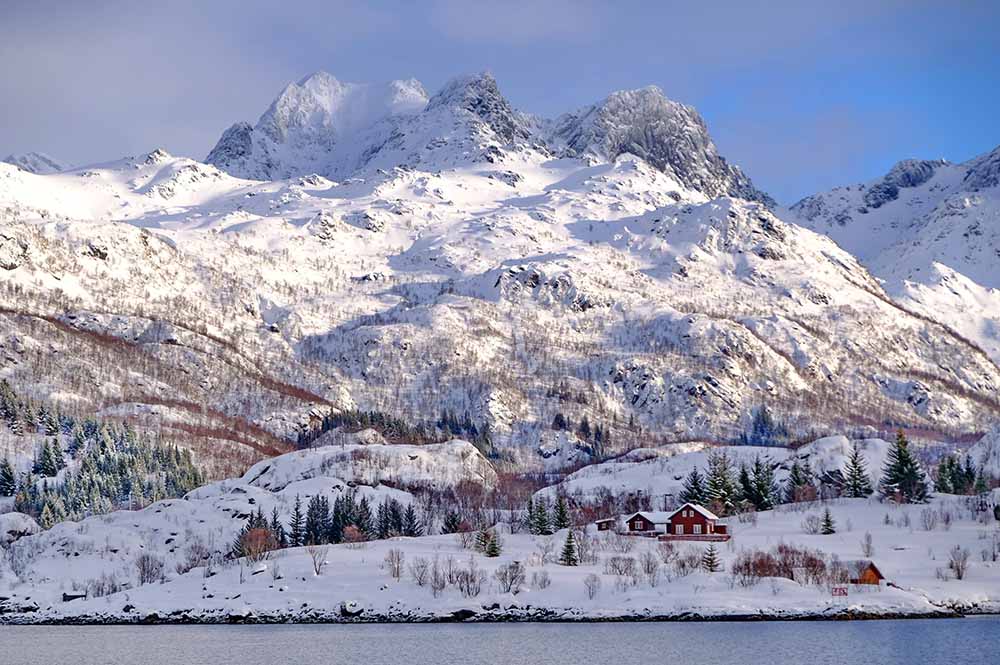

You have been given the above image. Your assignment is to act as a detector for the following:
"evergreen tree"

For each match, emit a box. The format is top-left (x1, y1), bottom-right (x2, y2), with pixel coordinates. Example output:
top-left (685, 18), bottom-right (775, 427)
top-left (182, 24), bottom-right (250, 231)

top-left (679, 467), bottom-right (706, 505)
top-left (738, 464), bottom-right (754, 507)
top-left (820, 507), bottom-right (836, 535)
top-left (0, 457), bottom-right (15, 497)
top-left (441, 510), bottom-right (463, 534)
top-left (706, 451), bottom-right (738, 515)
top-left (553, 495), bottom-right (571, 530)
top-left (39, 503), bottom-right (56, 530)
top-left (288, 495), bottom-right (305, 547)
top-left (750, 455), bottom-right (777, 510)
top-left (785, 458), bottom-right (814, 503)
top-left (355, 497), bottom-right (374, 538)
top-left (935, 457), bottom-right (955, 494)
top-left (270, 506), bottom-right (288, 548)
top-left (974, 469), bottom-right (989, 495)
top-left (702, 543), bottom-right (721, 572)
top-left (484, 533), bottom-right (501, 557)
top-left (401, 504), bottom-right (424, 537)
top-left (843, 442), bottom-right (874, 498)
top-left (559, 530), bottom-right (578, 566)
top-left (532, 499), bottom-right (552, 535)
top-left (476, 527), bottom-right (492, 553)
top-left (878, 430), bottom-right (928, 503)
top-left (304, 495), bottom-right (327, 545)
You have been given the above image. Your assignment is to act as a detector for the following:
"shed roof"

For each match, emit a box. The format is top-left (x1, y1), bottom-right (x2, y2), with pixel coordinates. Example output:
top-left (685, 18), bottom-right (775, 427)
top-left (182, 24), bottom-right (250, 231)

top-left (666, 502), bottom-right (721, 522)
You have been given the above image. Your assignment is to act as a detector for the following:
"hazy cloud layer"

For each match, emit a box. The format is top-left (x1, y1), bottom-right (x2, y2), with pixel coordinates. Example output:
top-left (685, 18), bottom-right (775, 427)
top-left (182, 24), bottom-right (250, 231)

top-left (2, 1), bottom-right (998, 202)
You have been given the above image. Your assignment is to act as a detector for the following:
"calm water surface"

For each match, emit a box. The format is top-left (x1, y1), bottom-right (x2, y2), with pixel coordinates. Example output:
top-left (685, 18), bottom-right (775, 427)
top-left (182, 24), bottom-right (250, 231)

top-left (1, 617), bottom-right (996, 665)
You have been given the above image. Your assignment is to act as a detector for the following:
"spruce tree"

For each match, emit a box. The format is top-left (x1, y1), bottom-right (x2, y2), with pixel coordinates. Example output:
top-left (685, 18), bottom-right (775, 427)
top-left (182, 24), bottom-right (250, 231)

top-left (553, 496), bottom-right (571, 530)
top-left (270, 506), bottom-right (287, 548)
top-left (402, 504), bottom-right (424, 537)
top-left (0, 458), bottom-right (15, 497)
top-left (879, 430), bottom-right (928, 503)
top-left (355, 497), bottom-right (374, 538)
top-left (702, 543), bottom-right (721, 572)
top-left (476, 527), bottom-right (493, 552)
top-left (820, 507), bottom-right (836, 535)
top-left (532, 500), bottom-right (552, 535)
top-left (706, 451), bottom-right (737, 515)
top-left (559, 530), bottom-right (578, 566)
top-left (442, 510), bottom-right (462, 534)
top-left (750, 455), bottom-right (777, 510)
top-left (484, 533), bottom-right (501, 557)
top-left (843, 442), bottom-right (874, 498)
top-left (680, 467), bottom-right (706, 505)
top-left (289, 495), bottom-right (305, 547)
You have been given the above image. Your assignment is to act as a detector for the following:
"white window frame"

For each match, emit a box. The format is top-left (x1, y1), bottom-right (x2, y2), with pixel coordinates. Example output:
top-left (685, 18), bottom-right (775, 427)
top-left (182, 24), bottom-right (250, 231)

top-left (693, 524), bottom-right (702, 535)
top-left (675, 524), bottom-right (683, 535)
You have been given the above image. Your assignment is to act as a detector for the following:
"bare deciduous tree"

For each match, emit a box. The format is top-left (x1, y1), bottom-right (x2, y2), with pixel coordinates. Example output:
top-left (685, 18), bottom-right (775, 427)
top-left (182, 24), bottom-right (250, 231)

top-left (949, 546), bottom-right (970, 580)
top-left (494, 561), bottom-right (525, 594)
top-left (307, 545), bottom-right (329, 576)
top-left (584, 573), bottom-right (601, 599)
top-left (384, 548), bottom-right (404, 580)
top-left (135, 552), bottom-right (165, 586)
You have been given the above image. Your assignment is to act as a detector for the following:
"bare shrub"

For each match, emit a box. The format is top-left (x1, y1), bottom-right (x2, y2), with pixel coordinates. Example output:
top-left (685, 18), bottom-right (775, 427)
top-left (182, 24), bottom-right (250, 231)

top-left (240, 528), bottom-right (276, 563)
top-left (135, 552), bottom-right (165, 586)
top-left (457, 530), bottom-right (476, 550)
top-left (603, 555), bottom-right (636, 577)
top-left (535, 537), bottom-right (555, 565)
top-left (409, 556), bottom-right (430, 586)
top-left (175, 537), bottom-right (210, 575)
top-left (949, 546), bottom-right (970, 580)
top-left (920, 508), bottom-right (939, 531)
top-left (531, 570), bottom-right (551, 590)
top-left (494, 561), bottom-right (526, 594)
top-left (801, 514), bottom-right (821, 535)
top-left (605, 532), bottom-right (635, 554)
top-left (672, 550), bottom-right (702, 578)
top-left (658, 541), bottom-right (678, 565)
top-left (574, 530), bottom-right (598, 564)
top-left (860, 531), bottom-right (875, 557)
top-left (639, 549), bottom-right (660, 586)
top-left (430, 557), bottom-right (447, 597)
top-left (307, 545), bottom-right (329, 576)
top-left (384, 548), bottom-right (404, 580)
top-left (583, 573), bottom-right (601, 599)
top-left (86, 572), bottom-right (123, 598)
top-left (455, 556), bottom-right (485, 597)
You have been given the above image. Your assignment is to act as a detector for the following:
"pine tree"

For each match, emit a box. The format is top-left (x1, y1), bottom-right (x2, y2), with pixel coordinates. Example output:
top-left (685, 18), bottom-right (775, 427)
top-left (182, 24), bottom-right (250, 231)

top-left (843, 442), bottom-right (874, 498)
top-left (270, 506), bottom-right (288, 548)
top-left (750, 455), bottom-right (777, 510)
top-left (879, 430), bottom-right (928, 503)
top-left (532, 500), bottom-right (552, 535)
top-left (39, 503), bottom-right (56, 530)
top-left (484, 534), bottom-right (501, 557)
top-left (402, 504), bottom-right (424, 537)
top-left (355, 497), bottom-right (374, 538)
top-left (0, 457), bottom-right (15, 497)
top-left (442, 510), bottom-right (462, 534)
top-left (289, 495), bottom-right (305, 547)
top-left (702, 543), bottom-right (721, 572)
top-left (679, 467), bottom-right (706, 505)
top-left (476, 527), bottom-right (492, 552)
top-left (820, 507), bottom-right (836, 535)
top-left (553, 496), bottom-right (571, 530)
top-left (706, 451), bottom-right (738, 515)
top-left (559, 530), bottom-right (578, 566)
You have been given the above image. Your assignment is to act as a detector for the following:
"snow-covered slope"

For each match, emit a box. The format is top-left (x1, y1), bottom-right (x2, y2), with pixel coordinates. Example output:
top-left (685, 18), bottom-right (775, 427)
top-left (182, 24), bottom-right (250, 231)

top-left (0, 71), bottom-right (997, 473)
top-left (787, 147), bottom-right (1000, 362)
top-left (2, 152), bottom-right (67, 175)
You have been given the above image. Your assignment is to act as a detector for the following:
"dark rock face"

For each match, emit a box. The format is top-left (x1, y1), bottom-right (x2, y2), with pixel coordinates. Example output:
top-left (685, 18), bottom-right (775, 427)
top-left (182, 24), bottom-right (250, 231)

top-left (426, 73), bottom-right (530, 145)
top-left (864, 159), bottom-right (948, 209)
top-left (205, 122), bottom-right (256, 175)
top-left (552, 87), bottom-right (773, 206)
top-left (964, 146), bottom-right (1000, 191)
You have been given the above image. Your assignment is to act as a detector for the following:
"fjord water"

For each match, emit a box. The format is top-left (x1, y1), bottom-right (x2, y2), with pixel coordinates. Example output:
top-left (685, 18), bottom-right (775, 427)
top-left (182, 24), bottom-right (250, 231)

top-left (1, 618), bottom-right (995, 665)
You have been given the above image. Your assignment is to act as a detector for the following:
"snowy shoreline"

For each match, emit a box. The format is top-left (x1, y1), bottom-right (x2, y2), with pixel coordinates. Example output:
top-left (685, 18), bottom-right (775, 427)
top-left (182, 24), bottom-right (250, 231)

top-left (5, 600), bottom-right (997, 626)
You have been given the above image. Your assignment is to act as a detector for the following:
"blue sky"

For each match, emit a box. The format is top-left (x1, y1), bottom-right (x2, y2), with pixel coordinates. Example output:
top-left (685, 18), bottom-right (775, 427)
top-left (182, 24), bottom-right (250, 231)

top-left (2, 0), bottom-right (998, 203)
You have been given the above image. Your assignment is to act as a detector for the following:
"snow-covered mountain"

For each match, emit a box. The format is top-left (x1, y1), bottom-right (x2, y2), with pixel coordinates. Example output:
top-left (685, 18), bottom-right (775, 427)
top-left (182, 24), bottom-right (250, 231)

top-left (1, 71), bottom-right (998, 473)
top-left (2, 152), bottom-right (68, 175)
top-left (786, 147), bottom-right (1000, 361)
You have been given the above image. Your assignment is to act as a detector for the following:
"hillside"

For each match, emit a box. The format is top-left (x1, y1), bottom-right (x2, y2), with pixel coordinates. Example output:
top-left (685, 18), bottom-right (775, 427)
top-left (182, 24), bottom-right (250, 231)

top-left (0, 72), bottom-right (998, 476)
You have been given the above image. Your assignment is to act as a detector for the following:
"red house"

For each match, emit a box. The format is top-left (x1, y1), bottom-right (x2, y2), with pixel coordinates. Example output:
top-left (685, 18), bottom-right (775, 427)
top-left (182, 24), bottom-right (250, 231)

top-left (659, 503), bottom-right (730, 542)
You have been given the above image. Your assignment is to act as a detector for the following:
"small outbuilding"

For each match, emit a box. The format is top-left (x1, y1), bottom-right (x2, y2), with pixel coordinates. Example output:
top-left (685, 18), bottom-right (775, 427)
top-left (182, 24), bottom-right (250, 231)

top-left (843, 560), bottom-right (885, 586)
top-left (622, 511), bottom-right (674, 535)
top-left (594, 517), bottom-right (617, 532)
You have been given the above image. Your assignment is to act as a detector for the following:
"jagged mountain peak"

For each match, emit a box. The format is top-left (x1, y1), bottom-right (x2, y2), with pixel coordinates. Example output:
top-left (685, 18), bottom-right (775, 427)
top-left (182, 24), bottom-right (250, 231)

top-left (3, 152), bottom-right (68, 175)
top-left (963, 143), bottom-right (1000, 191)
top-left (424, 72), bottom-right (529, 144)
top-left (550, 85), bottom-right (773, 206)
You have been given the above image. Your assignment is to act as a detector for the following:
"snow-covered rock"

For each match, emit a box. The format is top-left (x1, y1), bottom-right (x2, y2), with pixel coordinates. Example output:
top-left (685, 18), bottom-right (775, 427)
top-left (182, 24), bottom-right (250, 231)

top-left (2, 152), bottom-right (67, 175)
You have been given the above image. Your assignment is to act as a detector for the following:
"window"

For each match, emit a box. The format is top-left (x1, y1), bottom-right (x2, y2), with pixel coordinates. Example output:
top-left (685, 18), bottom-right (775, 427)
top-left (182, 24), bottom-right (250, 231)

top-left (675, 524), bottom-right (683, 535)
top-left (693, 524), bottom-right (702, 535)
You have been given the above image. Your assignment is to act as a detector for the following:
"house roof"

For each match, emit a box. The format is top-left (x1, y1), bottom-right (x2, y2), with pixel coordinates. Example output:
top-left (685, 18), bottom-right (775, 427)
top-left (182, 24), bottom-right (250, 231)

top-left (666, 503), bottom-right (721, 521)
top-left (624, 511), bottom-right (675, 524)
top-left (840, 560), bottom-right (884, 578)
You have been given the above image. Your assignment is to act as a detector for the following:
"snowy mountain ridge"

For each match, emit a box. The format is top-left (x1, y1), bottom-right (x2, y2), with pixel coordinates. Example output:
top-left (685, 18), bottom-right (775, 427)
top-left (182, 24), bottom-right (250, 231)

top-left (1, 70), bottom-right (998, 474)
